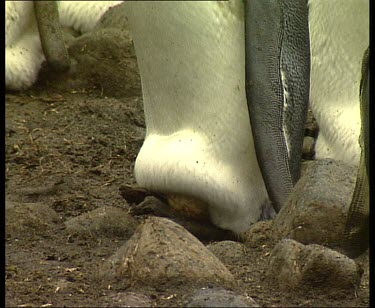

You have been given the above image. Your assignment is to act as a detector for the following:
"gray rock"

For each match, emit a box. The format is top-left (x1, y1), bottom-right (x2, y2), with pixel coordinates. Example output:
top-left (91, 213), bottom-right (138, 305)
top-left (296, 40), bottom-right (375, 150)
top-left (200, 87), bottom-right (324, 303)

top-left (65, 206), bottom-right (138, 238)
top-left (186, 287), bottom-right (259, 307)
top-left (207, 241), bottom-right (246, 265)
top-left (266, 239), bottom-right (362, 291)
top-left (274, 159), bottom-right (357, 247)
top-left (98, 216), bottom-right (235, 287)
top-left (6, 202), bottom-right (60, 238)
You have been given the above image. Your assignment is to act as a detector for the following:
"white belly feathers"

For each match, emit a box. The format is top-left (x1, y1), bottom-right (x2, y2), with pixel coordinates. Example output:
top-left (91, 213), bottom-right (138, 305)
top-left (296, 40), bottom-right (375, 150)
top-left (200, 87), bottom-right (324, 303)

top-left (126, 1), bottom-right (270, 233)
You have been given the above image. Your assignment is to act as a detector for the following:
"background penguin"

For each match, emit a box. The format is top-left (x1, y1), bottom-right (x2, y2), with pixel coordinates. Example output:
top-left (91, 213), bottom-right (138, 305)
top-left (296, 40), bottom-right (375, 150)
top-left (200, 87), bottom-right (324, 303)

top-left (308, 0), bottom-right (369, 166)
top-left (6, 1), bottom-right (52, 90)
top-left (5, 1), bottom-right (123, 91)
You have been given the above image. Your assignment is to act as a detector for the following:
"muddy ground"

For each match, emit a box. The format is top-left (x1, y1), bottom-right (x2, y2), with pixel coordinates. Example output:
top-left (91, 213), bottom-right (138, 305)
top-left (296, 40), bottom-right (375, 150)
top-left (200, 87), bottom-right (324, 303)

top-left (5, 14), bottom-right (369, 308)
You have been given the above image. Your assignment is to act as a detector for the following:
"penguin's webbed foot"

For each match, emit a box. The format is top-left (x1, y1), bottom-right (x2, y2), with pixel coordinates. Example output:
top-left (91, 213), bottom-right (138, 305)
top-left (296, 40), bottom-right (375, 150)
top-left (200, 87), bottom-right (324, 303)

top-left (120, 185), bottom-right (237, 242)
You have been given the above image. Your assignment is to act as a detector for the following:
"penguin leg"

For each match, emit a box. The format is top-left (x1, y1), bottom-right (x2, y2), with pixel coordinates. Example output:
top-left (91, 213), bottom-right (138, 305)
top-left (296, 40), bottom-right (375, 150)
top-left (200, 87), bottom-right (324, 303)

top-left (34, 1), bottom-right (70, 73)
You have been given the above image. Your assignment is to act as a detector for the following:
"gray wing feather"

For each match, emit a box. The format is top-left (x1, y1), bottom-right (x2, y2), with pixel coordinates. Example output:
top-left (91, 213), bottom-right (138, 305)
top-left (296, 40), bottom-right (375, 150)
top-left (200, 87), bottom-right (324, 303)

top-left (244, 0), bottom-right (310, 211)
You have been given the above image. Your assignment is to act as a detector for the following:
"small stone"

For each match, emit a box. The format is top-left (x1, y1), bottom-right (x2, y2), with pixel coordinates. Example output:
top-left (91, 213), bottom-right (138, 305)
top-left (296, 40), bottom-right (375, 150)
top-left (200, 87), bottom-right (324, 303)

top-left (266, 239), bottom-right (362, 291)
top-left (98, 217), bottom-right (235, 287)
top-left (65, 206), bottom-right (138, 238)
top-left (186, 287), bottom-right (259, 307)
top-left (6, 202), bottom-right (60, 238)
top-left (242, 220), bottom-right (274, 248)
top-left (100, 292), bottom-right (152, 307)
top-left (207, 241), bottom-right (246, 265)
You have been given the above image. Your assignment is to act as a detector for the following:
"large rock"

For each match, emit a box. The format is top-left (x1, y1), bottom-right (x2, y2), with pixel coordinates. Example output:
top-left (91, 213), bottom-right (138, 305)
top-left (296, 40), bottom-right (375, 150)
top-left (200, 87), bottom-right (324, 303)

top-left (98, 217), bottom-right (235, 287)
top-left (273, 159), bottom-right (357, 247)
top-left (266, 239), bottom-right (362, 291)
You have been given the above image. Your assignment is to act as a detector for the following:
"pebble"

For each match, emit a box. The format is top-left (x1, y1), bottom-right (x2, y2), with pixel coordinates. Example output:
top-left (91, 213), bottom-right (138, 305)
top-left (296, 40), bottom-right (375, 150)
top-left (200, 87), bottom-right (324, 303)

top-left (6, 201), bottom-right (60, 238)
top-left (65, 206), bottom-right (138, 238)
top-left (207, 241), bottom-right (246, 265)
top-left (100, 292), bottom-right (152, 307)
top-left (185, 287), bottom-right (259, 307)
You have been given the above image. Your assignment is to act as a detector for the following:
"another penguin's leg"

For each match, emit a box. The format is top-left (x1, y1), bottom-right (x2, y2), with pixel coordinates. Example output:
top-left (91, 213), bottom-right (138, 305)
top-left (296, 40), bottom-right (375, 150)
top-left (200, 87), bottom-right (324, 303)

top-left (34, 1), bottom-right (70, 73)
top-left (244, 0), bottom-right (311, 212)
top-left (342, 48), bottom-right (370, 258)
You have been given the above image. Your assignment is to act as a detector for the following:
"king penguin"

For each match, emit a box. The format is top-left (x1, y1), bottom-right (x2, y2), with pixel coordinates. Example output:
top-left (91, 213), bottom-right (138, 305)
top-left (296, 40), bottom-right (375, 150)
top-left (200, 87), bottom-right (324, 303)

top-left (124, 0), bottom-right (311, 233)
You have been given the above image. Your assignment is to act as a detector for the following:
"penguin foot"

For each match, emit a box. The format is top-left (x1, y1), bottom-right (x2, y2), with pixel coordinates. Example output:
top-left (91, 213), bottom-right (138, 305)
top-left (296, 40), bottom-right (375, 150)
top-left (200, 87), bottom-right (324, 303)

top-left (122, 187), bottom-right (237, 242)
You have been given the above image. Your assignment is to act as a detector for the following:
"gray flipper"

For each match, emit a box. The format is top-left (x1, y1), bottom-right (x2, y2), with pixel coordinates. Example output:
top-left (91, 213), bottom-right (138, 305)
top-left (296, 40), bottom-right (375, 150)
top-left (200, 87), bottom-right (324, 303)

top-left (34, 1), bottom-right (70, 73)
top-left (244, 0), bottom-right (310, 211)
top-left (342, 47), bottom-right (369, 258)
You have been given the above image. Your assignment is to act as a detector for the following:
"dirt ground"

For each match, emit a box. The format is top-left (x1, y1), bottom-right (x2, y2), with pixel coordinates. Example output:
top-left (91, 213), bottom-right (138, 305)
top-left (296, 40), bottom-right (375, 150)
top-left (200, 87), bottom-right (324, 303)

top-left (5, 23), bottom-right (369, 308)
